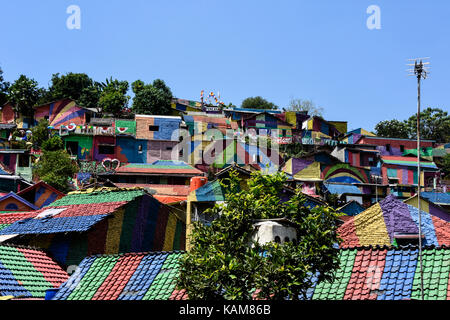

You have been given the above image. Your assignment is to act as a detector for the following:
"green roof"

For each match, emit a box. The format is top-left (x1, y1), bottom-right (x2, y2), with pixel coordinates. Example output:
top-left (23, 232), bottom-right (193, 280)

top-left (47, 188), bottom-right (146, 206)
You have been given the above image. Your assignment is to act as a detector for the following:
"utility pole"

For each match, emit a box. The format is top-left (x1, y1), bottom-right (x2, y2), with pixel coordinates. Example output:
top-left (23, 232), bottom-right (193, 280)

top-left (407, 57), bottom-right (430, 301)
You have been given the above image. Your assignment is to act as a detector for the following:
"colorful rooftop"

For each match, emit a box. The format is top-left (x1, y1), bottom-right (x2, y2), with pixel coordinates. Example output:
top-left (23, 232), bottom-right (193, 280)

top-left (0, 245), bottom-right (69, 299)
top-left (52, 251), bottom-right (184, 300)
top-left (115, 161), bottom-right (203, 176)
top-left (420, 192), bottom-right (450, 206)
top-left (381, 156), bottom-right (439, 170)
top-left (339, 195), bottom-right (450, 248)
top-left (309, 245), bottom-right (450, 300)
top-left (0, 188), bottom-right (146, 235)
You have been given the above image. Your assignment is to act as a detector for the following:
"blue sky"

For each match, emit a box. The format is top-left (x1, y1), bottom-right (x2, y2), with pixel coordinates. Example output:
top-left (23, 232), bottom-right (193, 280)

top-left (0, 0), bottom-right (449, 131)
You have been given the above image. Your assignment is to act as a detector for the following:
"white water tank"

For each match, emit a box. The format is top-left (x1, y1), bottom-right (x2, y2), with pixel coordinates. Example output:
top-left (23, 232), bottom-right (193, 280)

top-left (251, 219), bottom-right (298, 246)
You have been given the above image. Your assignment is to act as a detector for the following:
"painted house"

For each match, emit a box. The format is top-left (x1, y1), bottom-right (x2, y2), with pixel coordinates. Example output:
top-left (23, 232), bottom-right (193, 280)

top-left (332, 144), bottom-right (380, 169)
top-left (239, 112), bottom-right (294, 144)
top-left (0, 150), bottom-right (33, 181)
top-left (0, 245), bottom-right (69, 299)
top-left (171, 98), bottom-right (202, 115)
top-left (223, 107), bottom-right (282, 122)
top-left (135, 115), bottom-right (181, 163)
top-left (380, 155), bottom-right (440, 189)
top-left (0, 188), bottom-right (186, 269)
top-left (355, 135), bottom-right (435, 157)
top-left (17, 180), bottom-right (65, 209)
top-left (34, 98), bottom-right (95, 129)
top-left (0, 192), bottom-right (38, 211)
top-left (105, 160), bottom-right (204, 185)
top-left (301, 116), bottom-right (344, 145)
top-left (338, 194), bottom-right (450, 248)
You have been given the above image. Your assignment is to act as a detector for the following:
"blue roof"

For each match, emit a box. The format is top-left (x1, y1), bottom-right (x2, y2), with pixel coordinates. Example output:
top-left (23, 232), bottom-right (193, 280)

top-left (0, 215), bottom-right (108, 235)
top-left (420, 192), bottom-right (450, 205)
top-left (324, 183), bottom-right (362, 195)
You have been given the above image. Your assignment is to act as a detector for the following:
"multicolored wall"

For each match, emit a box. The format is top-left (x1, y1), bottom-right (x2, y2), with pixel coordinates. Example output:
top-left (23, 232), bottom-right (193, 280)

top-left (34, 99), bottom-right (89, 129)
top-left (322, 163), bottom-right (370, 184)
top-left (357, 136), bottom-right (434, 156)
top-left (21, 194), bottom-right (185, 269)
top-left (135, 115), bottom-right (181, 141)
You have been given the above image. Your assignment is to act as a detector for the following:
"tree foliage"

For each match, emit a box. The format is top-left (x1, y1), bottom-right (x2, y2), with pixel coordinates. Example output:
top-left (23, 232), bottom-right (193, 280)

top-left (287, 98), bottom-right (324, 116)
top-left (374, 119), bottom-right (410, 139)
top-left (98, 77), bottom-right (130, 117)
top-left (34, 147), bottom-right (78, 193)
top-left (0, 67), bottom-right (9, 106)
top-left (374, 108), bottom-right (450, 143)
top-left (131, 79), bottom-right (173, 115)
top-left (7, 75), bottom-right (43, 117)
top-left (405, 107), bottom-right (450, 143)
top-left (42, 72), bottom-right (102, 110)
top-left (177, 170), bottom-right (341, 300)
top-left (241, 96), bottom-right (278, 110)
top-left (31, 119), bottom-right (50, 150)
top-left (441, 153), bottom-right (450, 180)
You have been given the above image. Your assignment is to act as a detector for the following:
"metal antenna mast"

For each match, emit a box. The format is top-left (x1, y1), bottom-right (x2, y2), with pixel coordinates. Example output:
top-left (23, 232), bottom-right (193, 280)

top-left (407, 57), bottom-right (430, 301)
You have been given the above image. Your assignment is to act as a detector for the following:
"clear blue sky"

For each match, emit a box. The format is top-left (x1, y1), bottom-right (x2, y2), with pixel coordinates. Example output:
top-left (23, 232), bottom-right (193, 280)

top-left (1, 0), bottom-right (449, 132)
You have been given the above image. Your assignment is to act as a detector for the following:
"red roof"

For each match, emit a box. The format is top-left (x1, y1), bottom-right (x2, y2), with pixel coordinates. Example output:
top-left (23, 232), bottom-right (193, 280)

top-left (153, 196), bottom-right (187, 204)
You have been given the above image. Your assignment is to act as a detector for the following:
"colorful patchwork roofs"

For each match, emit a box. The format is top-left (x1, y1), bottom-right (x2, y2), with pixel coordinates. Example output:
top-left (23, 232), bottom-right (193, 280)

top-left (0, 188), bottom-right (186, 268)
top-left (0, 245), bottom-right (69, 299)
top-left (339, 195), bottom-right (450, 248)
top-left (52, 251), bottom-right (184, 300)
top-left (309, 245), bottom-right (450, 300)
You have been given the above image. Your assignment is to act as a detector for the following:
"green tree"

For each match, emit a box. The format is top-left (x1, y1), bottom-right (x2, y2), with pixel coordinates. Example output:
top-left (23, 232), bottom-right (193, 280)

top-left (374, 119), bottom-right (410, 139)
top-left (441, 153), bottom-right (450, 180)
top-left (241, 96), bottom-right (278, 110)
top-left (177, 170), bottom-right (341, 300)
top-left (42, 72), bottom-right (102, 111)
top-left (0, 67), bottom-right (10, 106)
top-left (41, 135), bottom-right (64, 152)
top-left (31, 119), bottom-right (50, 150)
top-left (34, 148), bottom-right (78, 192)
top-left (287, 98), bottom-right (324, 116)
top-left (131, 79), bottom-right (173, 115)
top-left (405, 107), bottom-right (450, 143)
top-left (8, 75), bottom-right (43, 117)
top-left (280, 142), bottom-right (308, 161)
top-left (98, 77), bottom-right (130, 117)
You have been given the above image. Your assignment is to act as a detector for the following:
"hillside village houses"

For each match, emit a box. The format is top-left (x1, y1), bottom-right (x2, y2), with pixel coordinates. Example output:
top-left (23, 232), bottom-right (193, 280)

top-left (0, 95), bottom-right (449, 301)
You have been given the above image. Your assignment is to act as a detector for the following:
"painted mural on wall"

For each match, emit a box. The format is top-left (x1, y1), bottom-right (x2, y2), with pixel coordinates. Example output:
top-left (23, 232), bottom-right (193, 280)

top-left (322, 163), bottom-right (370, 184)
top-left (34, 99), bottom-right (89, 129)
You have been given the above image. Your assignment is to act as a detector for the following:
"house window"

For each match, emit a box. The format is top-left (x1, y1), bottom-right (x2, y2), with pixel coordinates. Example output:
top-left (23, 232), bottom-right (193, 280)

top-left (5, 203), bottom-right (19, 210)
top-left (18, 154), bottom-right (30, 168)
top-left (98, 145), bottom-right (115, 155)
top-left (66, 141), bottom-right (79, 156)
top-left (386, 144), bottom-right (391, 152)
top-left (166, 146), bottom-right (173, 151)
top-left (149, 125), bottom-right (159, 132)
top-left (274, 236), bottom-right (281, 243)
top-left (394, 234), bottom-right (422, 246)
top-left (284, 237), bottom-right (290, 243)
